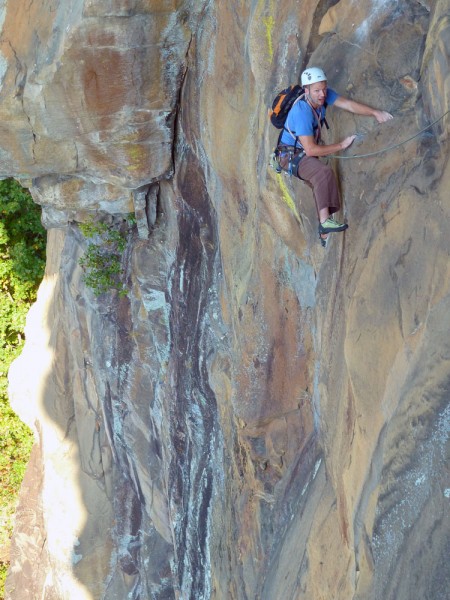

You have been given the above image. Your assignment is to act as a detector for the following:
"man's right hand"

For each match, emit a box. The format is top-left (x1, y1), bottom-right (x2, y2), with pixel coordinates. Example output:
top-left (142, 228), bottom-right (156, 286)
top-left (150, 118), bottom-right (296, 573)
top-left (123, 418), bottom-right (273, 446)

top-left (341, 135), bottom-right (356, 150)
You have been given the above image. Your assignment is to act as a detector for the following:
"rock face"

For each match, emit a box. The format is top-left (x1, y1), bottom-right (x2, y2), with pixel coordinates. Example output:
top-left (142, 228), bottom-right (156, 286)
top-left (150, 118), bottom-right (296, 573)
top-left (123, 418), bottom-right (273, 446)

top-left (4, 0), bottom-right (450, 599)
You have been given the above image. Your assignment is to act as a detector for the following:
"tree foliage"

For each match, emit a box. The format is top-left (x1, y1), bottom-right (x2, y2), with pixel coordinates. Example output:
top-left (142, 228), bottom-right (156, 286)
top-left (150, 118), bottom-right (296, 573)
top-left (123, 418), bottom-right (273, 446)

top-left (0, 179), bottom-right (46, 594)
top-left (79, 216), bottom-right (134, 297)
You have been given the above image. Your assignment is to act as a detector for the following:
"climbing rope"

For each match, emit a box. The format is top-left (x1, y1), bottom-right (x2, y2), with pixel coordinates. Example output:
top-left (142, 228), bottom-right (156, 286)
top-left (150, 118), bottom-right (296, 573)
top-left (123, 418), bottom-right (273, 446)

top-left (329, 109), bottom-right (449, 159)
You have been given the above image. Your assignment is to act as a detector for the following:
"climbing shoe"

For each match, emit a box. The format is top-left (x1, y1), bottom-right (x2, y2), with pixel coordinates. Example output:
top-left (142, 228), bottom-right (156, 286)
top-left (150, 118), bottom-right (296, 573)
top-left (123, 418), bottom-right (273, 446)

top-left (318, 218), bottom-right (348, 234)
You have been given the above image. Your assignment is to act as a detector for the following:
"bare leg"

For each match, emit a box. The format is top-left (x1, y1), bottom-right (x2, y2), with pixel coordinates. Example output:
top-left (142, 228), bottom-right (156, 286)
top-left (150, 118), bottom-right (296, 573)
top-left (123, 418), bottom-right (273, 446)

top-left (319, 208), bottom-right (330, 223)
top-left (319, 208), bottom-right (329, 240)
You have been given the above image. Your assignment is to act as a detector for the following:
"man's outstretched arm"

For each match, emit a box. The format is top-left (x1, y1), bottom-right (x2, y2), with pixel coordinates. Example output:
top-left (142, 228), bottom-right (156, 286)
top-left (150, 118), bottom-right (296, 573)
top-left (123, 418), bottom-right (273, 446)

top-left (334, 96), bottom-right (393, 123)
top-left (298, 134), bottom-right (356, 157)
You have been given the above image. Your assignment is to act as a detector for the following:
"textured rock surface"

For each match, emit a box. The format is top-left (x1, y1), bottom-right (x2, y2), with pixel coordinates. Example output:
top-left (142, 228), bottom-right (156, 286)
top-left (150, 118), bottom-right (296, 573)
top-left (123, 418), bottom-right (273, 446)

top-left (4, 0), bottom-right (450, 598)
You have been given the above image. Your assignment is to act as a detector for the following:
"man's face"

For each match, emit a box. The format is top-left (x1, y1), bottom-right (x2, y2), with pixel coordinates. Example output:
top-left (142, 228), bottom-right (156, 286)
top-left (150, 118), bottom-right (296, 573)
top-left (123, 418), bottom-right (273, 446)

top-left (306, 81), bottom-right (327, 107)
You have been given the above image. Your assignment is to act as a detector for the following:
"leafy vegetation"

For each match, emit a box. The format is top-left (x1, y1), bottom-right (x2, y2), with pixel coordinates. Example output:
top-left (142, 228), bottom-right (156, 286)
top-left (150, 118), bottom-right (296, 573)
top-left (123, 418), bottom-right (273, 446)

top-left (78, 216), bottom-right (134, 297)
top-left (0, 179), bottom-right (46, 595)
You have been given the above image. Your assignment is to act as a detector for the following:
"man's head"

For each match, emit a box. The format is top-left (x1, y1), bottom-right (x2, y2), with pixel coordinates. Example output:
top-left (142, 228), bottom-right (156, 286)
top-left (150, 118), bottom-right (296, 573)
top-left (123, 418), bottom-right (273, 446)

top-left (301, 67), bottom-right (327, 108)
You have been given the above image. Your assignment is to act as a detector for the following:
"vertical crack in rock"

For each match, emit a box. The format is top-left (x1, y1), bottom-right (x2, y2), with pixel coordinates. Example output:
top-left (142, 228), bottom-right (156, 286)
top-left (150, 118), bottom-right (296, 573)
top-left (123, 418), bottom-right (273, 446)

top-left (304, 0), bottom-right (341, 66)
top-left (170, 35), bottom-right (192, 177)
top-left (7, 39), bottom-right (37, 161)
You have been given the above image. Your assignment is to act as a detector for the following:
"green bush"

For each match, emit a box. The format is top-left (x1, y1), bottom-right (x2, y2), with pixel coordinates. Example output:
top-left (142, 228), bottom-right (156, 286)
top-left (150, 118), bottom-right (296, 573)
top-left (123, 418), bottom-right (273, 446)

top-left (0, 179), bottom-right (46, 595)
top-left (79, 217), bottom-right (133, 297)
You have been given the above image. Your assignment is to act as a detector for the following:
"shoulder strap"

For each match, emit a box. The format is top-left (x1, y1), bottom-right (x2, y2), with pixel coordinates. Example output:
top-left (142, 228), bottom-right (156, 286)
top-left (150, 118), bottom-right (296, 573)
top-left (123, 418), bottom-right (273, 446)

top-left (305, 97), bottom-right (324, 143)
top-left (285, 96), bottom-right (330, 148)
top-left (284, 93), bottom-right (305, 148)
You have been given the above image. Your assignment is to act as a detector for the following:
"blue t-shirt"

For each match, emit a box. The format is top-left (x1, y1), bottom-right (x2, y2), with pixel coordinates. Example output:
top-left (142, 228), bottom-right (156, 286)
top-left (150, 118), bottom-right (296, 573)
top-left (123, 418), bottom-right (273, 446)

top-left (280, 88), bottom-right (339, 146)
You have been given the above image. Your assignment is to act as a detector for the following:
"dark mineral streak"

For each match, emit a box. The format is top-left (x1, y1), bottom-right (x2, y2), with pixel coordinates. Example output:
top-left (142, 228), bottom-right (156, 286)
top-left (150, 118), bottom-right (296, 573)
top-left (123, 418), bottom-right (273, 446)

top-left (169, 152), bottom-right (219, 598)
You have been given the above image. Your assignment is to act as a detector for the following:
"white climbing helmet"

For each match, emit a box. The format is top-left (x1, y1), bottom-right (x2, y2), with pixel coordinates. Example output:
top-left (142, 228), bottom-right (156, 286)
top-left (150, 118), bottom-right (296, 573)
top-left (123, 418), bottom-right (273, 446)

top-left (301, 67), bottom-right (327, 86)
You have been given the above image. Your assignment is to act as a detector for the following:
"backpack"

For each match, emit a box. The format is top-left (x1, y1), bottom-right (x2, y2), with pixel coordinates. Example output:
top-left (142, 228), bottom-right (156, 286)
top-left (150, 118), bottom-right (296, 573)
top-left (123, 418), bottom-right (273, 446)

top-left (269, 84), bottom-right (305, 129)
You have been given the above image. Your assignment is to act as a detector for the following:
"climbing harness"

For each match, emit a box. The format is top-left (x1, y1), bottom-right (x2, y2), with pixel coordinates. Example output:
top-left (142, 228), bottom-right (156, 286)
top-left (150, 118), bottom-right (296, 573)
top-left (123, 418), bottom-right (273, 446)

top-left (329, 109), bottom-right (449, 160)
top-left (270, 146), bottom-right (306, 177)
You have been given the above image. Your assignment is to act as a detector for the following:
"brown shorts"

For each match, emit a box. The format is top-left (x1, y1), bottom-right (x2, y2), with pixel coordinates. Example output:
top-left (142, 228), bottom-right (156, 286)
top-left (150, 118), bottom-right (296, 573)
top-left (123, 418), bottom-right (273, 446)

top-left (297, 156), bottom-right (340, 214)
top-left (278, 147), bottom-right (340, 215)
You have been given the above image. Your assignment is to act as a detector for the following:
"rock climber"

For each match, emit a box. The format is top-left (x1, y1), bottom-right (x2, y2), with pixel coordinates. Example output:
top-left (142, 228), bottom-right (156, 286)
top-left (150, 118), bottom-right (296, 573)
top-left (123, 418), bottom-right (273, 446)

top-left (277, 67), bottom-right (393, 244)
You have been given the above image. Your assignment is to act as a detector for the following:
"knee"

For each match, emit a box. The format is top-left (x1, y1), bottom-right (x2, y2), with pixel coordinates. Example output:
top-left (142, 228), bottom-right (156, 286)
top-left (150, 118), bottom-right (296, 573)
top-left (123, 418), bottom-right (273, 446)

top-left (316, 166), bottom-right (338, 191)
top-left (322, 164), bottom-right (336, 182)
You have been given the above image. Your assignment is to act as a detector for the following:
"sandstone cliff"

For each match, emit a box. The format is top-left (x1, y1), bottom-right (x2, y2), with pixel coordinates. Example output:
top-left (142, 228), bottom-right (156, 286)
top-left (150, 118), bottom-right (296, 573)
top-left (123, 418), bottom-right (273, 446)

top-left (4, 0), bottom-right (450, 599)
